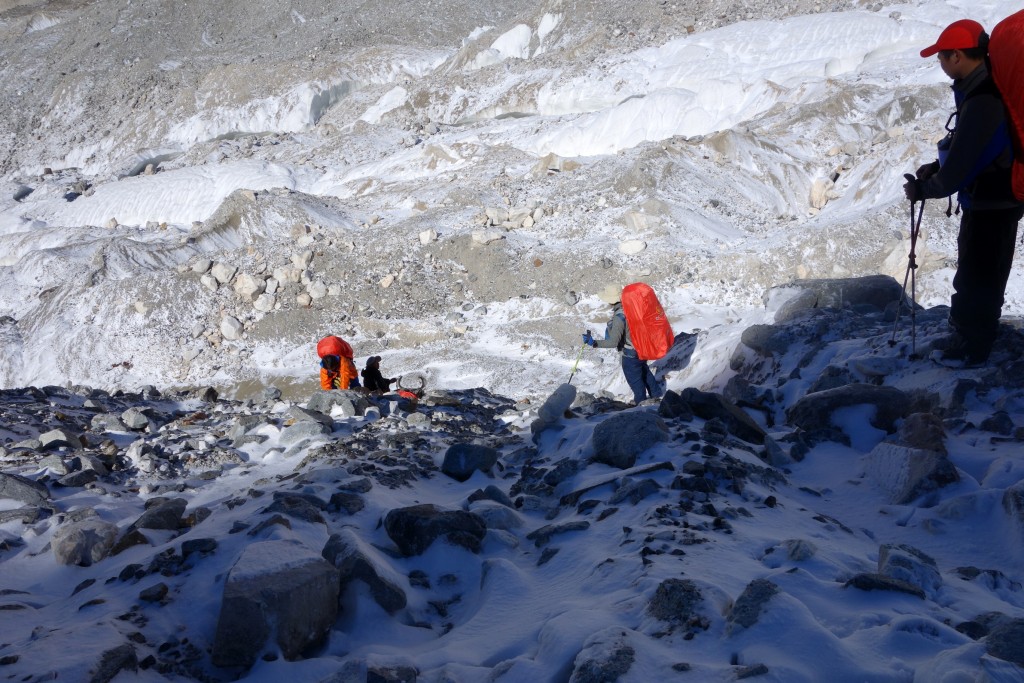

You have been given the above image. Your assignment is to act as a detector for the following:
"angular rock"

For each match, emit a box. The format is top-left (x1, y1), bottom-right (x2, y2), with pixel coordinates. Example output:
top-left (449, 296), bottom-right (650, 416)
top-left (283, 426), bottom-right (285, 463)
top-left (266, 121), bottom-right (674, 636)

top-left (740, 324), bottom-right (798, 356)
top-left (120, 407), bottom-right (152, 430)
top-left (592, 412), bottom-right (668, 469)
top-left (787, 384), bottom-right (909, 435)
top-left (771, 275), bottom-right (905, 323)
top-left (329, 491), bottom-right (365, 515)
top-left (980, 410), bottom-right (1016, 436)
top-left (648, 578), bottom-right (703, 624)
top-left (38, 428), bottom-right (81, 450)
top-left (90, 643), bottom-right (138, 683)
top-left (783, 539), bottom-right (817, 561)
top-left (569, 629), bottom-right (636, 683)
top-left (678, 388), bottom-right (766, 444)
top-left (38, 454), bottom-right (68, 476)
top-left (0, 472), bottom-right (50, 506)
top-left (878, 544), bottom-right (942, 596)
top-left (265, 496), bottom-right (325, 524)
top-left (863, 442), bottom-right (959, 505)
top-left (986, 618), bottom-right (1024, 666)
top-left (383, 504), bottom-right (487, 556)
top-left (233, 273), bottom-right (266, 301)
top-left (211, 262), bottom-right (237, 284)
top-left (322, 529), bottom-right (407, 614)
top-left (55, 470), bottom-right (97, 488)
top-left (728, 578), bottom-right (779, 631)
top-left (221, 316), bottom-right (244, 341)
top-left (441, 443), bottom-right (499, 482)
top-left (468, 484), bottom-right (514, 508)
top-left (91, 413), bottom-right (128, 432)
top-left (658, 391), bottom-right (694, 420)
top-left (305, 390), bottom-right (371, 417)
top-left (469, 501), bottom-right (523, 530)
top-left (212, 541), bottom-right (340, 668)
top-left (897, 413), bottom-right (947, 455)
top-left (130, 498), bottom-right (187, 532)
top-left (52, 516), bottom-right (119, 566)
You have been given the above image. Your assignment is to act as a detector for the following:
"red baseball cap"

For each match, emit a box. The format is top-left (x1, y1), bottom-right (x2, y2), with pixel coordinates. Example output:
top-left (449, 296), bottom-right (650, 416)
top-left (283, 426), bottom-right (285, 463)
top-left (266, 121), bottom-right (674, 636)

top-left (920, 19), bottom-right (986, 58)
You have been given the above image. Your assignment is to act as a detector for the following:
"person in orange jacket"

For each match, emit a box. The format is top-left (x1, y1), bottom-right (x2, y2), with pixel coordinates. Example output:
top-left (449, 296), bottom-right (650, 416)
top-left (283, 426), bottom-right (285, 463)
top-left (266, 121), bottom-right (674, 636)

top-left (320, 354), bottom-right (359, 390)
top-left (317, 335), bottom-right (359, 390)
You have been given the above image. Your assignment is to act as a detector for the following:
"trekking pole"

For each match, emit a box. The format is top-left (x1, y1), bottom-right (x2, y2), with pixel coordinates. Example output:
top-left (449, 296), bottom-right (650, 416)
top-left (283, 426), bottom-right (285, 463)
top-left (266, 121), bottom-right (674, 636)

top-left (889, 176), bottom-right (925, 356)
top-left (567, 340), bottom-right (587, 384)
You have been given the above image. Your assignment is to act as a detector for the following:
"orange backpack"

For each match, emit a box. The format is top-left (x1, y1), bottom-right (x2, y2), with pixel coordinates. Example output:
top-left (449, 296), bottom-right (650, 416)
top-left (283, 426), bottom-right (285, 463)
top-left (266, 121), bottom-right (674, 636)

top-left (317, 335), bottom-right (353, 359)
top-left (621, 283), bottom-right (674, 361)
top-left (991, 10), bottom-right (1024, 201)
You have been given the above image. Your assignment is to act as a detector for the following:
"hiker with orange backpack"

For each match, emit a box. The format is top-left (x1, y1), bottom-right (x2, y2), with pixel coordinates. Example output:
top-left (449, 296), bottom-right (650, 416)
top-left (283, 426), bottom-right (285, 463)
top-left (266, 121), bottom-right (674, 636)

top-left (317, 335), bottom-right (360, 390)
top-left (582, 283), bottom-right (673, 405)
top-left (903, 18), bottom-right (1024, 365)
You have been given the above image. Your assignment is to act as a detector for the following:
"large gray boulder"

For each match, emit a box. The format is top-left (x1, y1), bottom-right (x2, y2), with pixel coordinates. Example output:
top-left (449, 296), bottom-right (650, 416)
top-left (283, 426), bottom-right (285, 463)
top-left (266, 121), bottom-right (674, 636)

top-left (863, 443), bottom-right (959, 505)
top-left (770, 275), bottom-right (905, 323)
top-left (592, 411), bottom-right (669, 469)
top-left (740, 324), bottom-right (801, 356)
top-left (38, 428), bottom-right (82, 450)
top-left (441, 443), bottom-right (499, 482)
top-left (787, 384), bottom-right (909, 435)
top-left (0, 472), bottom-right (50, 506)
top-left (212, 541), bottom-right (340, 669)
top-left (383, 504), bottom-right (487, 556)
top-left (52, 515), bottom-right (119, 566)
top-left (306, 390), bottom-right (371, 417)
top-left (129, 497), bottom-right (188, 531)
top-left (280, 420), bottom-right (332, 445)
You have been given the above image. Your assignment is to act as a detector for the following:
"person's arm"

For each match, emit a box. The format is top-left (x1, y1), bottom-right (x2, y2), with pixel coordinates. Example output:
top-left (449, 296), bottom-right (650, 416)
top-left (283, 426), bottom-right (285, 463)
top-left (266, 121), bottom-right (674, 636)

top-left (320, 367), bottom-right (333, 390)
top-left (921, 93), bottom-right (1009, 199)
top-left (592, 314), bottom-right (625, 349)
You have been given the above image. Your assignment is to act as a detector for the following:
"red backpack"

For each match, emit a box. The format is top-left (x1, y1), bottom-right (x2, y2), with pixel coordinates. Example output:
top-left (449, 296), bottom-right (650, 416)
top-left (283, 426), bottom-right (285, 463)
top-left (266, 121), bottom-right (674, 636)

top-left (621, 283), bottom-right (674, 361)
top-left (991, 10), bottom-right (1024, 201)
top-left (317, 335), bottom-right (353, 359)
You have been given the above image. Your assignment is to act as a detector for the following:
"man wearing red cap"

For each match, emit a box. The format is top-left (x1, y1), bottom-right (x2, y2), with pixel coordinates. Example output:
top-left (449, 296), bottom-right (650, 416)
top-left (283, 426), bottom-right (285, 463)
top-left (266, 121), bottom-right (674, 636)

top-left (905, 19), bottom-right (1023, 365)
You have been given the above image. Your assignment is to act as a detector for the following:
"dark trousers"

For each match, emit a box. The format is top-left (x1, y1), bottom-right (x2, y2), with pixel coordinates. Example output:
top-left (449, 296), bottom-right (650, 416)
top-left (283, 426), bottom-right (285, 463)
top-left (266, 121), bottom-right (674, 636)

top-left (950, 205), bottom-right (1024, 354)
top-left (621, 350), bottom-right (663, 404)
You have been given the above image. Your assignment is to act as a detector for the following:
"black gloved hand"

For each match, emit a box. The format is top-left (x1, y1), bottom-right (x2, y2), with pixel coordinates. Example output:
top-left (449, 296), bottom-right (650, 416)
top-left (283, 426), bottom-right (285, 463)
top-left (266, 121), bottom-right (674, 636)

top-left (582, 331), bottom-right (595, 347)
top-left (903, 173), bottom-right (923, 203)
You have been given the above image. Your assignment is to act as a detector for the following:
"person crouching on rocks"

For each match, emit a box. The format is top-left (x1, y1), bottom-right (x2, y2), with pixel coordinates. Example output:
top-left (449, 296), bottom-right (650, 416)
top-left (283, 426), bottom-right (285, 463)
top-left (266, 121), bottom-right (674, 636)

top-left (582, 283), bottom-right (664, 405)
top-left (361, 356), bottom-right (397, 394)
top-left (320, 354), bottom-right (359, 391)
top-left (317, 335), bottom-right (359, 390)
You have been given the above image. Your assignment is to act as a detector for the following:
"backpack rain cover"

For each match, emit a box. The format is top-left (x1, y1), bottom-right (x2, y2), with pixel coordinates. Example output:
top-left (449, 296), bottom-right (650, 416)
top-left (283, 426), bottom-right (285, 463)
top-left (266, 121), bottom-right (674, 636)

top-left (991, 10), bottom-right (1024, 201)
top-left (621, 283), bottom-right (674, 361)
top-left (317, 335), bottom-right (353, 360)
